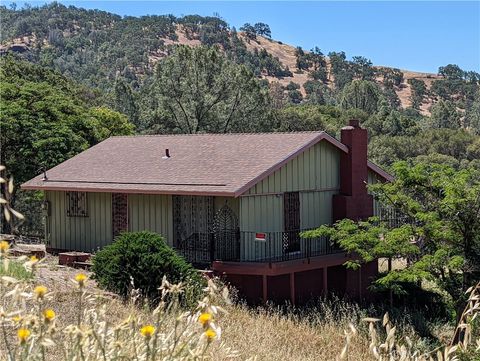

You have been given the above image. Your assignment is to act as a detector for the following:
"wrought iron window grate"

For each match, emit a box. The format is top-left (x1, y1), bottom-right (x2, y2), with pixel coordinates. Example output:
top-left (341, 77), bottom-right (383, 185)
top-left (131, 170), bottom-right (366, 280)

top-left (66, 191), bottom-right (88, 217)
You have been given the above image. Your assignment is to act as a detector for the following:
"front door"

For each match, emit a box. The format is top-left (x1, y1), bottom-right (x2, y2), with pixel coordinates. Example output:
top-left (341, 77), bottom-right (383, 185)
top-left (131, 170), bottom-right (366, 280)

top-left (283, 192), bottom-right (300, 253)
top-left (213, 204), bottom-right (239, 261)
top-left (173, 195), bottom-right (214, 265)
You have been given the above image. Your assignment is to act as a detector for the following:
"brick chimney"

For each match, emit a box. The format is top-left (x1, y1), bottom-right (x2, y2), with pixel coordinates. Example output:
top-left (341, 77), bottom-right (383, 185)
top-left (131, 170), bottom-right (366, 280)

top-left (332, 119), bottom-right (373, 221)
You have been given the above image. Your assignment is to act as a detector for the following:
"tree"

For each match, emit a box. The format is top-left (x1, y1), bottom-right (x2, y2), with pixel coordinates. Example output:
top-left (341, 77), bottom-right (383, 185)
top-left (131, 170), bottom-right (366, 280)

top-left (303, 80), bottom-right (333, 105)
top-left (239, 23), bottom-right (256, 40)
top-left (295, 47), bottom-right (309, 71)
top-left (439, 64), bottom-right (465, 80)
top-left (254, 22), bottom-right (271, 38)
top-left (340, 80), bottom-right (380, 115)
top-left (153, 45), bottom-right (271, 133)
top-left (407, 78), bottom-right (427, 109)
top-left (352, 56), bottom-right (375, 80)
top-left (304, 161), bottom-right (480, 315)
top-left (466, 89), bottom-right (480, 133)
top-left (429, 100), bottom-right (461, 129)
top-left (381, 68), bottom-right (404, 88)
top-left (328, 51), bottom-right (354, 90)
top-left (0, 56), bottom-right (134, 232)
top-left (89, 107), bottom-right (134, 140)
top-left (110, 76), bottom-right (139, 126)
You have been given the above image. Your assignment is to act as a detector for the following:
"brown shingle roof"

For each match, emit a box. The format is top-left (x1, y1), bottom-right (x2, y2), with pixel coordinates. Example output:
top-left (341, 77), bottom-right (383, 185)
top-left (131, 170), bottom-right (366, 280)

top-left (22, 132), bottom-right (390, 196)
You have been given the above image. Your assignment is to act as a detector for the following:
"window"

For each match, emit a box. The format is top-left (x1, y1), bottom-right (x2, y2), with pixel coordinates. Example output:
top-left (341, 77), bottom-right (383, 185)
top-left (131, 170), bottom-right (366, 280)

top-left (66, 191), bottom-right (88, 217)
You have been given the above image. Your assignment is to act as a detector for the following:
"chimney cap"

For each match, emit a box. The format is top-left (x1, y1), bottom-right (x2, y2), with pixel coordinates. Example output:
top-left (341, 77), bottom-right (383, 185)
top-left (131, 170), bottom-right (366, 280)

top-left (349, 119), bottom-right (360, 127)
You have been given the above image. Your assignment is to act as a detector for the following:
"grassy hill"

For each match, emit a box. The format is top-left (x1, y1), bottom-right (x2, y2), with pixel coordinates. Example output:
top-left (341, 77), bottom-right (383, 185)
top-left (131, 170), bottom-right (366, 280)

top-left (0, 3), bottom-right (471, 117)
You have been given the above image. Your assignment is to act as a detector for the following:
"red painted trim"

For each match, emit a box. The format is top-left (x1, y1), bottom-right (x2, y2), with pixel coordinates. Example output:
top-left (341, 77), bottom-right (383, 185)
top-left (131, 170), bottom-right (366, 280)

top-left (289, 273), bottom-right (295, 305)
top-left (234, 133), bottom-right (348, 196)
top-left (367, 161), bottom-right (394, 182)
top-left (212, 252), bottom-right (350, 276)
top-left (21, 184), bottom-right (236, 197)
top-left (262, 275), bottom-right (268, 303)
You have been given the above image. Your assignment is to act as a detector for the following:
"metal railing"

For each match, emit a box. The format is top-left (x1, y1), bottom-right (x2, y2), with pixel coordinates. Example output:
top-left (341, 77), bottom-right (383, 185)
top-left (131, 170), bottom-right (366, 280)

top-left (175, 229), bottom-right (342, 265)
top-left (239, 229), bottom-right (341, 262)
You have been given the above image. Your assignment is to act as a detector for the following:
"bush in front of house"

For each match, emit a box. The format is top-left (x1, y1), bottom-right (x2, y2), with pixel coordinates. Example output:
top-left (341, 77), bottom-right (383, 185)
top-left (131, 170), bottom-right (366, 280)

top-left (91, 231), bottom-right (205, 306)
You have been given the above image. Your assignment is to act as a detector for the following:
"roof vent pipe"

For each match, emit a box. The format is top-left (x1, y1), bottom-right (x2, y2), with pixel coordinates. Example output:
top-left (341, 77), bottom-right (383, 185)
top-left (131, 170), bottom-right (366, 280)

top-left (162, 148), bottom-right (170, 159)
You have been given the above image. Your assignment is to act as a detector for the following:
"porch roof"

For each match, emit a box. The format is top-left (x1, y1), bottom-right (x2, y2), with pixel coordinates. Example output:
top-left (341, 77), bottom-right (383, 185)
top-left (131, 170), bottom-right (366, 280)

top-left (22, 131), bottom-right (392, 196)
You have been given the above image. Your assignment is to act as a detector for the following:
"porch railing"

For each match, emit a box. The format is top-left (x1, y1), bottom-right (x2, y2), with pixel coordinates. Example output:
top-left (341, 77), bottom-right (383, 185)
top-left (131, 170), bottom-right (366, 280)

top-left (240, 230), bottom-right (341, 262)
top-left (175, 229), bottom-right (342, 266)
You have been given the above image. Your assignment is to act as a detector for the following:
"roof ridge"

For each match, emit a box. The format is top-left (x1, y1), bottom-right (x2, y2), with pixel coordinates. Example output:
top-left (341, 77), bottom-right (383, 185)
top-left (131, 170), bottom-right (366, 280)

top-left (110, 130), bottom-right (326, 138)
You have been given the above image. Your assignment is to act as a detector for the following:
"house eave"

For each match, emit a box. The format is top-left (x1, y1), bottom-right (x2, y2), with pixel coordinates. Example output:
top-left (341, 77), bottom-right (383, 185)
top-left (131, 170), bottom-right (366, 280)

top-left (21, 184), bottom-right (236, 197)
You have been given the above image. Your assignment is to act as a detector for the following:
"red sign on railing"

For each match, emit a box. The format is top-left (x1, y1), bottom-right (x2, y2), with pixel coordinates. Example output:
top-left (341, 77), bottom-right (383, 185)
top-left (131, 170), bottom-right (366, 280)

top-left (255, 232), bottom-right (266, 242)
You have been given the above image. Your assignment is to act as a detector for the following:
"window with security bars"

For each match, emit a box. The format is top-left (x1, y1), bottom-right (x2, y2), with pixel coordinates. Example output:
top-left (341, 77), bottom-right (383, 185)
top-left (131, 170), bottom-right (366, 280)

top-left (66, 191), bottom-right (88, 217)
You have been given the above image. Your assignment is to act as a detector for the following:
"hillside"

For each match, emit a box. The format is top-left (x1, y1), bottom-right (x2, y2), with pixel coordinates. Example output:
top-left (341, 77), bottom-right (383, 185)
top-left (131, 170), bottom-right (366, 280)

top-left (0, 3), bottom-right (454, 116)
top-left (1, 3), bottom-right (479, 174)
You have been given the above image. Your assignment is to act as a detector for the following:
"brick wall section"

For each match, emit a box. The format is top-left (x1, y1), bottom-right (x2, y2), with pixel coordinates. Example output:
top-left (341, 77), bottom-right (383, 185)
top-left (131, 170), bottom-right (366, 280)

top-left (333, 119), bottom-right (373, 221)
top-left (112, 193), bottom-right (128, 238)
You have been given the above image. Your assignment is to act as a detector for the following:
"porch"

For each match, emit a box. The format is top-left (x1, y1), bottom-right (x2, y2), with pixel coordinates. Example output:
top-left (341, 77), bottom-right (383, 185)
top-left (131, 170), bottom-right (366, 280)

top-left (174, 229), bottom-right (343, 267)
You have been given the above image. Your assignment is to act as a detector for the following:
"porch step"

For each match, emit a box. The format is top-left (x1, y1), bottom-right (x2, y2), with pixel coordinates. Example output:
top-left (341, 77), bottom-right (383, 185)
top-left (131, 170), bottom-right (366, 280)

top-left (73, 261), bottom-right (93, 270)
top-left (58, 252), bottom-right (91, 267)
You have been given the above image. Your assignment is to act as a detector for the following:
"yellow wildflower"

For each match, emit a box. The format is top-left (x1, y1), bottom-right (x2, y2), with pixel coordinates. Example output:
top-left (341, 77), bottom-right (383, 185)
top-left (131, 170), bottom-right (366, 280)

top-left (0, 241), bottom-right (9, 253)
top-left (74, 273), bottom-right (87, 287)
top-left (198, 312), bottom-right (212, 326)
top-left (43, 309), bottom-right (55, 322)
top-left (17, 328), bottom-right (31, 344)
top-left (204, 328), bottom-right (216, 342)
top-left (140, 325), bottom-right (155, 338)
top-left (34, 285), bottom-right (48, 299)
top-left (30, 255), bottom-right (39, 263)
top-left (11, 315), bottom-right (22, 323)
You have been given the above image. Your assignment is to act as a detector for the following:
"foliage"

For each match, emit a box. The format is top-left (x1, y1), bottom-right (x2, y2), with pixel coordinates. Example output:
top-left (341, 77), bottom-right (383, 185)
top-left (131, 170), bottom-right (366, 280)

top-left (407, 79), bottom-right (427, 109)
top-left (275, 104), bottom-right (344, 133)
top-left (150, 45), bottom-right (272, 133)
top-left (429, 100), bottom-right (461, 129)
top-left (92, 231), bottom-right (205, 306)
top-left (304, 161), bottom-right (480, 317)
top-left (0, 56), bottom-right (133, 186)
top-left (340, 80), bottom-right (381, 115)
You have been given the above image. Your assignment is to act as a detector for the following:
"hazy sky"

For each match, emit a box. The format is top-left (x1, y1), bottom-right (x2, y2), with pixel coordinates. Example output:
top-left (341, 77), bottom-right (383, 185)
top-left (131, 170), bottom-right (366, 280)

top-left (26, 1), bottom-right (480, 73)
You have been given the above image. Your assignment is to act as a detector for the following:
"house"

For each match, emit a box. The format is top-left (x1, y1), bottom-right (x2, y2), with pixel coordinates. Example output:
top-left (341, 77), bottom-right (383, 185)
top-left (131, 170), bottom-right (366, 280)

top-left (22, 119), bottom-right (392, 304)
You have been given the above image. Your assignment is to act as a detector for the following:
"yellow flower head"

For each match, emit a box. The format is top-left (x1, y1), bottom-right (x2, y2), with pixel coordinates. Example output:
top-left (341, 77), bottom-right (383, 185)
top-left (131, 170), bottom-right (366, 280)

top-left (0, 241), bottom-right (10, 253)
top-left (34, 285), bottom-right (48, 299)
top-left (140, 325), bottom-right (155, 338)
top-left (74, 273), bottom-right (87, 287)
top-left (198, 312), bottom-right (212, 326)
top-left (11, 315), bottom-right (22, 323)
top-left (17, 328), bottom-right (31, 344)
top-left (204, 328), bottom-right (216, 342)
top-left (43, 309), bottom-right (56, 322)
top-left (30, 255), bottom-right (39, 263)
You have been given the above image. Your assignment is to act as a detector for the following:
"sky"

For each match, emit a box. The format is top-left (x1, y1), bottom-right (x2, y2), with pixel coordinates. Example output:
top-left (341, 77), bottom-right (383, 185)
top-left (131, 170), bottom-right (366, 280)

top-left (24, 1), bottom-right (480, 73)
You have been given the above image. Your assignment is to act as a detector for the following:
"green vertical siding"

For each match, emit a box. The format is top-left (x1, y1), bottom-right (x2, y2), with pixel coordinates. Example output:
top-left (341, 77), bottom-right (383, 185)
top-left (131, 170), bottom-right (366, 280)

top-left (239, 140), bottom-right (341, 260)
top-left (214, 197), bottom-right (239, 219)
top-left (245, 141), bottom-right (340, 195)
top-left (368, 170), bottom-right (382, 217)
top-left (46, 191), bottom-right (112, 252)
top-left (128, 194), bottom-right (174, 245)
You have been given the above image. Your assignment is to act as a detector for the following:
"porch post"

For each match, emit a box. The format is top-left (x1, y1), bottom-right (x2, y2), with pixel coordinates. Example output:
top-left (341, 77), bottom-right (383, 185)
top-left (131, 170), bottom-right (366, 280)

top-left (290, 272), bottom-right (295, 305)
top-left (262, 275), bottom-right (268, 303)
top-left (323, 267), bottom-right (328, 295)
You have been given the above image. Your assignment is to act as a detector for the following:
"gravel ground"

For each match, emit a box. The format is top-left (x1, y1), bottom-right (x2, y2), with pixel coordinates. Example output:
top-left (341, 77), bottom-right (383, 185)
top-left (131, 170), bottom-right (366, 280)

top-left (34, 253), bottom-right (98, 291)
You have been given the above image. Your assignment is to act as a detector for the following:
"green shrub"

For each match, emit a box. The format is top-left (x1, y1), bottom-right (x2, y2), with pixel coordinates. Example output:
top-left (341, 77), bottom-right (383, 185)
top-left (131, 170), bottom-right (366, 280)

top-left (0, 260), bottom-right (33, 280)
top-left (91, 231), bottom-right (205, 306)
